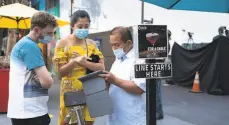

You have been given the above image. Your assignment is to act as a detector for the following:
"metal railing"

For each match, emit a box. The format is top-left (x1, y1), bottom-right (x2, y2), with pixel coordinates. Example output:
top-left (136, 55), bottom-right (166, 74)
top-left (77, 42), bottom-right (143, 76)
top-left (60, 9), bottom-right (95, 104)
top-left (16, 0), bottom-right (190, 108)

top-left (63, 106), bottom-right (85, 125)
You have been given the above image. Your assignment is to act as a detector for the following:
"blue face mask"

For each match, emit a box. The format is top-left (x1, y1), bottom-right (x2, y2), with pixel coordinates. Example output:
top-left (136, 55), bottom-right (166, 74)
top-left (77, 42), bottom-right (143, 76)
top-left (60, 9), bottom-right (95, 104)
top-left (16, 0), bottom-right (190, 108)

top-left (113, 48), bottom-right (125, 59)
top-left (39, 35), bottom-right (52, 44)
top-left (74, 29), bottom-right (89, 39)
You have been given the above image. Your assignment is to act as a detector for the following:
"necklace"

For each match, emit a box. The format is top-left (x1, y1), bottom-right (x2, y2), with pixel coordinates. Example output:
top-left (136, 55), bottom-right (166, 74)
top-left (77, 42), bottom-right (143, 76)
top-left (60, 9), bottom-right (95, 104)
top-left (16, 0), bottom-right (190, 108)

top-left (81, 40), bottom-right (88, 57)
top-left (81, 44), bottom-right (87, 50)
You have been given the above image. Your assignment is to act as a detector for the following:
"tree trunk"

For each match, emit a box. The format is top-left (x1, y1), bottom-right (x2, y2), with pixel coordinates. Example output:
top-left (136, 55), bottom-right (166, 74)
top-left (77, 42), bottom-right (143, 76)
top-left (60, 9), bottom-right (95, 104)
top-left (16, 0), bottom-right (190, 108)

top-left (6, 29), bottom-right (17, 56)
top-left (5, 0), bottom-right (29, 56)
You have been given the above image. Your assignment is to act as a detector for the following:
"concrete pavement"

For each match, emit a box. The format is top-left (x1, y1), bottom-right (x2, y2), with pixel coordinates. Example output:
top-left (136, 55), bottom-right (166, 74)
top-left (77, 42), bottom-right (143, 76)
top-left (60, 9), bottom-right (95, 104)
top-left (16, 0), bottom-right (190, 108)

top-left (162, 84), bottom-right (229, 125)
top-left (94, 114), bottom-right (195, 125)
top-left (1, 79), bottom-right (229, 125)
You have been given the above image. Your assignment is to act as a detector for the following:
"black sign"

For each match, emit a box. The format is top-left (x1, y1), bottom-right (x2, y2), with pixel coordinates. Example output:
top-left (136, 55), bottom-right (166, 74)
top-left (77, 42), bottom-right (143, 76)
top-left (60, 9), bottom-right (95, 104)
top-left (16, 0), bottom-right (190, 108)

top-left (137, 25), bottom-right (168, 59)
top-left (134, 63), bottom-right (172, 79)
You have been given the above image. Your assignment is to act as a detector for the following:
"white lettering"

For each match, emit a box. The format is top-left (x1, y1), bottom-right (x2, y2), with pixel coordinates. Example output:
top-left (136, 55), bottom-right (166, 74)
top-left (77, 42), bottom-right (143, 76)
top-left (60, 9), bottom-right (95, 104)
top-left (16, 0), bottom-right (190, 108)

top-left (138, 26), bottom-right (147, 30)
top-left (145, 71), bottom-right (162, 78)
top-left (161, 64), bottom-right (165, 70)
top-left (147, 47), bottom-right (166, 51)
top-left (146, 64), bottom-right (149, 71)
top-left (150, 64), bottom-right (154, 70)
top-left (136, 63), bottom-right (172, 78)
top-left (168, 64), bottom-right (171, 70)
top-left (157, 65), bottom-right (161, 70)
top-left (146, 72), bottom-right (151, 78)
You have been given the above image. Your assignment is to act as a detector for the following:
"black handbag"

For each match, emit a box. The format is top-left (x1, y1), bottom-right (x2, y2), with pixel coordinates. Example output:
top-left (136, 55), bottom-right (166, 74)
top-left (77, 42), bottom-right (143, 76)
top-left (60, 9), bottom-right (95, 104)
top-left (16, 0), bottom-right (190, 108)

top-left (64, 90), bottom-right (86, 107)
top-left (86, 54), bottom-right (100, 74)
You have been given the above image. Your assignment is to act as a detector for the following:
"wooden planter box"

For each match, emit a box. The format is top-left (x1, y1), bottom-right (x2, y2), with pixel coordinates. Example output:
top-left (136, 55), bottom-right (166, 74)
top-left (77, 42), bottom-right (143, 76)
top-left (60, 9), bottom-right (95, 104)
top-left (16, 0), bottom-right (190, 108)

top-left (0, 69), bottom-right (9, 113)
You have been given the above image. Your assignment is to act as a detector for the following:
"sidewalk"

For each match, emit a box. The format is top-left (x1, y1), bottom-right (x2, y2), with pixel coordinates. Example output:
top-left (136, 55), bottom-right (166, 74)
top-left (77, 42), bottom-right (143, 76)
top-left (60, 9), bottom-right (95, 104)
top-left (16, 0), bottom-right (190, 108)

top-left (157, 115), bottom-right (195, 125)
top-left (93, 114), bottom-right (196, 125)
top-left (0, 114), bottom-right (198, 125)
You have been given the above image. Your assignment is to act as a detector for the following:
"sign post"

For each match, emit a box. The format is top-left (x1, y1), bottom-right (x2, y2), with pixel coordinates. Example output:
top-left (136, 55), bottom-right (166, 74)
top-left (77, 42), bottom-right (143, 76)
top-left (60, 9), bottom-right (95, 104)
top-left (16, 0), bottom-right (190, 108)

top-left (132, 24), bottom-right (172, 125)
top-left (145, 59), bottom-right (156, 125)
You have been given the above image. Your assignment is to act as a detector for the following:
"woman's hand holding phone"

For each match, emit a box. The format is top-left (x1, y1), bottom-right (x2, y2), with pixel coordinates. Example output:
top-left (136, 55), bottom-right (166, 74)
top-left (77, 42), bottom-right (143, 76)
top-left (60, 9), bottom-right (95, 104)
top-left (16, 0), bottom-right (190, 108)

top-left (71, 51), bottom-right (92, 65)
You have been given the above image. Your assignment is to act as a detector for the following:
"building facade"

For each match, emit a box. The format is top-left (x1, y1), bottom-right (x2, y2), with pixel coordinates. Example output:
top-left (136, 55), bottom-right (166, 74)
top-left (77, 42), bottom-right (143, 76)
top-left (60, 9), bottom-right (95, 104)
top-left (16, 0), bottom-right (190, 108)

top-left (31, 0), bottom-right (60, 75)
top-left (31, 0), bottom-right (116, 72)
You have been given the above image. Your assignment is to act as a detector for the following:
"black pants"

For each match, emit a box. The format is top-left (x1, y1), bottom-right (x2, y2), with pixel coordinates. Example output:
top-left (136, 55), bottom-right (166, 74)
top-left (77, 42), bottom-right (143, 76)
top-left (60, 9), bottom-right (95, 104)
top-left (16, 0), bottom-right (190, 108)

top-left (11, 114), bottom-right (50, 125)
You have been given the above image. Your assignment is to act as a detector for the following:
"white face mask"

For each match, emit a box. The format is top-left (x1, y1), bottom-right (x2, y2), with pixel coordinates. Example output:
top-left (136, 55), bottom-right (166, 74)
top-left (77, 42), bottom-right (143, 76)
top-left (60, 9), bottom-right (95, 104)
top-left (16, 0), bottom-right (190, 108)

top-left (113, 48), bottom-right (125, 59)
top-left (74, 29), bottom-right (89, 39)
top-left (39, 35), bottom-right (53, 44)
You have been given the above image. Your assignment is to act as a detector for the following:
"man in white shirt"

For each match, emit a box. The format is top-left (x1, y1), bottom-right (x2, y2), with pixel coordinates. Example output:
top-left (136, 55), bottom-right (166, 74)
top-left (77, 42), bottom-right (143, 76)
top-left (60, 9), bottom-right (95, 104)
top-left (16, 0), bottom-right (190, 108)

top-left (99, 26), bottom-right (146, 125)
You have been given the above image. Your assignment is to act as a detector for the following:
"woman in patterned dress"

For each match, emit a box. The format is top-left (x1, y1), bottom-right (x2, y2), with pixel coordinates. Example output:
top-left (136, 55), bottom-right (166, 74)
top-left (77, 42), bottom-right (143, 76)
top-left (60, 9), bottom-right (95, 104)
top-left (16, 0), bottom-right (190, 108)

top-left (53, 10), bottom-right (104, 125)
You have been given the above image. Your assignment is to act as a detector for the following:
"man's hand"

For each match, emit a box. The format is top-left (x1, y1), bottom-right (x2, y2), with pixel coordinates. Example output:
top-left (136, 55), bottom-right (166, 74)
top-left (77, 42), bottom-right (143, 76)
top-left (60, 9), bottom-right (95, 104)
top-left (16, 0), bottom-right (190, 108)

top-left (50, 72), bottom-right (55, 78)
top-left (99, 71), bottom-right (144, 95)
top-left (34, 66), bottom-right (53, 89)
top-left (34, 75), bottom-right (39, 80)
top-left (98, 70), bottom-right (119, 84)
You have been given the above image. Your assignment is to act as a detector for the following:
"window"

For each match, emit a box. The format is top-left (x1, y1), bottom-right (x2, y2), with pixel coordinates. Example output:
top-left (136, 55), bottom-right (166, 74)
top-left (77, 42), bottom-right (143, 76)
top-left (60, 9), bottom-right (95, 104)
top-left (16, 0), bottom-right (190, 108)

top-left (32, 2), bottom-right (39, 10)
top-left (46, 0), bottom-right (57, 10)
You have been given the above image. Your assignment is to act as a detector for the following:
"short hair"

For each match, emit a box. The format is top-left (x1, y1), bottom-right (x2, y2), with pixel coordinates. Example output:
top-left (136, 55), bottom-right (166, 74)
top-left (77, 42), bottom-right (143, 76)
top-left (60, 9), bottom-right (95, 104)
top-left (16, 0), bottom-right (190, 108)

top-left (218, 26), bottom-right (226, 34)
top-left (70, 10), bottom-right (91, 27)
top-left (168, 30), bottom-right (172, 38)
top-left (110, 26), bottom-right (133, 43)
top-left (226, 30), bottom-right (229, 35)
top-left (31, 11), bottom-right (57, 30)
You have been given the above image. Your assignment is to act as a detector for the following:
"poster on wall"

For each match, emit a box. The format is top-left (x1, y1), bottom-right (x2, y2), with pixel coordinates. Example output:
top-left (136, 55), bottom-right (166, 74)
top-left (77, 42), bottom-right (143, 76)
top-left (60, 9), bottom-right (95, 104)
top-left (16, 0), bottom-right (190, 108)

top-left (133, 25), bottom-right (168, 59)
top-left (93, 38), bottom-right (102, 51)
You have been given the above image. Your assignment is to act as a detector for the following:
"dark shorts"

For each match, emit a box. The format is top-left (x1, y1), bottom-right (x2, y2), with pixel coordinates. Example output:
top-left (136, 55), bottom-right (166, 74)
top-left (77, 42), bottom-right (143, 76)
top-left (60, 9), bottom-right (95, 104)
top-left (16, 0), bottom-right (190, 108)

top-left (11, 114), bottom-right (50, 125)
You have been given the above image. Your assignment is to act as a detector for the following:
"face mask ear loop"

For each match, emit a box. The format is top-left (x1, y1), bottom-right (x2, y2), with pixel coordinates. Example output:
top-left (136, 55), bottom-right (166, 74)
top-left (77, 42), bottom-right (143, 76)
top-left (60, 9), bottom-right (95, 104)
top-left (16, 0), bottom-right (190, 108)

top-left (123, 41), bottom-right (133, 56)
